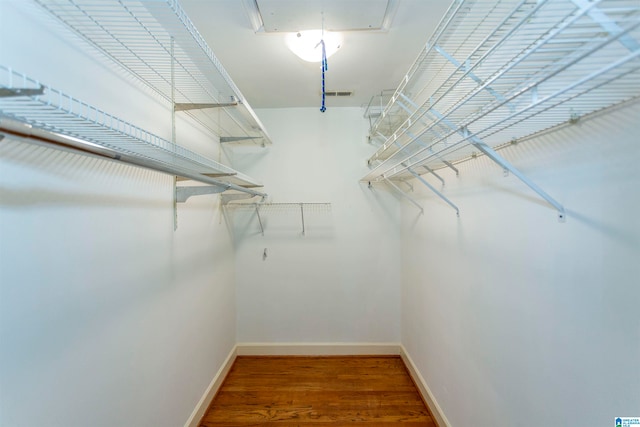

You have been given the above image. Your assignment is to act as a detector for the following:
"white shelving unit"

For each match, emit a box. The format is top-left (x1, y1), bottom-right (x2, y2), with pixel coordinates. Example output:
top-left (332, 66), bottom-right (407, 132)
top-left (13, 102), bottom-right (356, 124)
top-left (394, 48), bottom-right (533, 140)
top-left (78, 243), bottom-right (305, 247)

top-left (364, 0), bottom-right (640, 218)
top-left (224, 202), bottom-right (332, 236)
top-left (0, 66), bottom-right (265, 200)
top-left (34, 0), bottom-right (272, 147)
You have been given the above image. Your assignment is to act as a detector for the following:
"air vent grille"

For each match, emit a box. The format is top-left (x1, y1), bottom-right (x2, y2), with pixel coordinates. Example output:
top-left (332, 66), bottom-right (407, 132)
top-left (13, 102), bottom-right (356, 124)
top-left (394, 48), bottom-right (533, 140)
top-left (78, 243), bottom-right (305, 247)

top-left (325, 90), bottom-right (354, 97)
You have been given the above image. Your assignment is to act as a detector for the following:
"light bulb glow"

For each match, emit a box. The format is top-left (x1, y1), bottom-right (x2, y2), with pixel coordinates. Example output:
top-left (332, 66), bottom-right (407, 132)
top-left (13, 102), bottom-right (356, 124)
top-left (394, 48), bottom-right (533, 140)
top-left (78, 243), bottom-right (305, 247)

top-left (286, 30), bottom-right (343, 63)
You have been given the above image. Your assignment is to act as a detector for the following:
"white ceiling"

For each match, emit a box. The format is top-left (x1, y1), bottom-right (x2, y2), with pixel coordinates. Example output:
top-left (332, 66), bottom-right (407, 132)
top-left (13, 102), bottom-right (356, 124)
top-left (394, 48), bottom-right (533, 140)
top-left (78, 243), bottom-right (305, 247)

top-left (180, 0), bottom-right (454, 109)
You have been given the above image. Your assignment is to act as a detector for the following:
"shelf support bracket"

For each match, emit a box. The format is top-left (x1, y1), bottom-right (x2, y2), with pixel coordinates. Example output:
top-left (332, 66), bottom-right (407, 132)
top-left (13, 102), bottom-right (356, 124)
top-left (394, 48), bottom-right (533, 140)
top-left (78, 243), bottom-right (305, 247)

top-left (468, 135), bottom-right (565, 221)
top-left (429, 104), bottom-right (565, 220)
top-left (421, 164), bottom-right (445, 186)
top-left (221, 193), bottom-right (262, 205)
top-left (255, 204), bottom-right (265, 236)
top-left (408, 168), bottom-right (459, 216)
top-left (402, 180), bottom-right (414, 192)
top-left (384, 178), bottom-right (423, 214)
top-left (300, 203), bottom-right (306, 236)
top-left (403, 127), bottom-right (459, 175)
top-left (176, 185), bottom-right (229, 203)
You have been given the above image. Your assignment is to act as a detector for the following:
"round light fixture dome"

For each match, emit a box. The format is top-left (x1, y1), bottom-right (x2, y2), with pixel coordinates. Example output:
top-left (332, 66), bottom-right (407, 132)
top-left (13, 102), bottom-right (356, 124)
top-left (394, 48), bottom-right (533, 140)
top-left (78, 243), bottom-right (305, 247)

top-left (285, 29), bottom-right (343, 63)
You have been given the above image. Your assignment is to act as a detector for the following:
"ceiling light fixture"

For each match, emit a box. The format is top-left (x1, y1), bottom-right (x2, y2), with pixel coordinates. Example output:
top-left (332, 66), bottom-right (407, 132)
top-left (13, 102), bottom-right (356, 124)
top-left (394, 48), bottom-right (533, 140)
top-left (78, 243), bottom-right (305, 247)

top-left (285, 30), bottom-right (343, 63)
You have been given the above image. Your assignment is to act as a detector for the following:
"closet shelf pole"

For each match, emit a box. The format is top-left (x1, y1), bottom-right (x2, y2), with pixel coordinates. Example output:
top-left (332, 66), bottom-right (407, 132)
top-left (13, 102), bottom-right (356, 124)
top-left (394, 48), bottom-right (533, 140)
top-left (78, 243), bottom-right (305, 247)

top-left (174, 102), bottom-right (238, 111)
top-left (0, 119), bottom-right (267, 199)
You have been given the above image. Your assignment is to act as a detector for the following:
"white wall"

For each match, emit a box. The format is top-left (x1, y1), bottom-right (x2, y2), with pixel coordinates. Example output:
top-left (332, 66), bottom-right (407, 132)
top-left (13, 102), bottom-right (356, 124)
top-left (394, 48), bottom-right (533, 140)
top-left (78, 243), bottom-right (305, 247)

top-left (233, 107), bottom-right (401, 344)
top-left (401, 101), bottom-right (640, 426)
top-left (0, 2), bottom-right (237, 426)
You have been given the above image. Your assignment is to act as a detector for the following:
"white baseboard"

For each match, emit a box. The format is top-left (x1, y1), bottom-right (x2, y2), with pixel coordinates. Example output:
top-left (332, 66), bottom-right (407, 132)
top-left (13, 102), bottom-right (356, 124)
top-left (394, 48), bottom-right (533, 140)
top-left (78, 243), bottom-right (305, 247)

top-left (400, 345), bottom-right (451, 427)
top-left (236, 342), bottom-right (401, 356)
top-left (183, 345), bottom-right (237, 427)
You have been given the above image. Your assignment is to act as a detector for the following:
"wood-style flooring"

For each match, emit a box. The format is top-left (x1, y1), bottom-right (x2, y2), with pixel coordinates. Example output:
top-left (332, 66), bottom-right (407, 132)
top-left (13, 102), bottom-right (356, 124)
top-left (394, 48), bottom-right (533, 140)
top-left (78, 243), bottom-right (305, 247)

top-left (200, 356), bottom-right (436, 426)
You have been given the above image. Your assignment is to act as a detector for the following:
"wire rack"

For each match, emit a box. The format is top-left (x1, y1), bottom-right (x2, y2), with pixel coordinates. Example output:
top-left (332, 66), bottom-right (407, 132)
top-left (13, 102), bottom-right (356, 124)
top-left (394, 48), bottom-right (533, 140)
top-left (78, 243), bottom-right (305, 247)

top-left (363, 0), bottom-right (640, 183)
top-left (33, 0), bottom-right (272, 145)
top-left (224, 202), bottom-right (332, 236)
top-left (0, 66), bottom-right (261, 188)
top-left (225, 202), bottom-right (332, 213)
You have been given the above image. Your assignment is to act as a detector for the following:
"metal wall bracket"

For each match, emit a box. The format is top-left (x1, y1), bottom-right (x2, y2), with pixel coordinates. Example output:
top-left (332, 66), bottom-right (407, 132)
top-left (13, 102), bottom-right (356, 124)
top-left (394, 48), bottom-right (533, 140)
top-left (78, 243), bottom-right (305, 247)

top-left (384, 178), bottom-right (424, 214)
top-left (0, 86), bottom-right (44, 98)
top-left (408, 168), bottom-right (459, 216)
top-left (221, 193), bottom-right (262, 205)
top-left (469, 139), bottom-right (565, 220)
top-left (421, 164), bottom-right (445, 186)
top-left (176, 185), bottom-right (229, 203)
top-left (255, 204), bottom-right (265, 236)
top-left (434, 105), bottom-right (565, 220)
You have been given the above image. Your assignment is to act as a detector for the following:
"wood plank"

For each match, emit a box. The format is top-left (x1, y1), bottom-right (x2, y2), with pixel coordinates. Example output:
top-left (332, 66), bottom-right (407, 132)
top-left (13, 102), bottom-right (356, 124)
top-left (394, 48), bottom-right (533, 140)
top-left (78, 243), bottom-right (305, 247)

top-left (200, 356), bottom-right (436, 426)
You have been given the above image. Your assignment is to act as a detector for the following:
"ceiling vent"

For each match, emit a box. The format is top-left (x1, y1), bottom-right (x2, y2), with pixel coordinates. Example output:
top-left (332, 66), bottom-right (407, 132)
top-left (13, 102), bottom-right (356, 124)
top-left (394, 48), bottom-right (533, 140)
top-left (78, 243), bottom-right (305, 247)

top-left (325, 90), bottom-right (354, 97)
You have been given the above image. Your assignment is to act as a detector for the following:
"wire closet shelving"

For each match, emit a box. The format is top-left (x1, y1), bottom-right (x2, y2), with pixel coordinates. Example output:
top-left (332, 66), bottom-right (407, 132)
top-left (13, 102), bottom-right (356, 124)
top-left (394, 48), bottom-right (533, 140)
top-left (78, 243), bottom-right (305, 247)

top-left (33, 0), bottom-right (272, 147)
top-left (364, 0), bottom-right (640, 218)
top-left (0, 66), bottom-right (265, 198)
top-left (224, 202), bottom-right (332, 236)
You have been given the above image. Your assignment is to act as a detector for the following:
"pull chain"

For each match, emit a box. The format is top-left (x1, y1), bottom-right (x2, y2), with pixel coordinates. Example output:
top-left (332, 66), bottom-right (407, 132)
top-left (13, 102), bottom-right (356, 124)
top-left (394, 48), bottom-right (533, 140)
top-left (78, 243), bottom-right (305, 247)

top-left (319, 8), bottom-right (327, 113)
top-left (320, 39), bottom-right (327, 113)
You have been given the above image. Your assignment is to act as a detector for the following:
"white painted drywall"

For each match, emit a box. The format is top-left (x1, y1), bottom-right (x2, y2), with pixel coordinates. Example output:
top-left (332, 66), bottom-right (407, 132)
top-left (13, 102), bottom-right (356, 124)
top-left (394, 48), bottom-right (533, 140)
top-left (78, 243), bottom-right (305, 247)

top-left (0, 3), bottom-right (237, 426)
top-left (401, 101), bottom-right (640, 426)
top-left (233, 107), bottom-right (401, 344)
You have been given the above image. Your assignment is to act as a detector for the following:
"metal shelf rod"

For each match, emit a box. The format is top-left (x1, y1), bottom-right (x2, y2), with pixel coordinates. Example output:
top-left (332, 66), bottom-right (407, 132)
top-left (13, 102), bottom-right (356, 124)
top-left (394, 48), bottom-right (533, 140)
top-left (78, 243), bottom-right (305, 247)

top-left (0, 118), bottom-right (266, 198)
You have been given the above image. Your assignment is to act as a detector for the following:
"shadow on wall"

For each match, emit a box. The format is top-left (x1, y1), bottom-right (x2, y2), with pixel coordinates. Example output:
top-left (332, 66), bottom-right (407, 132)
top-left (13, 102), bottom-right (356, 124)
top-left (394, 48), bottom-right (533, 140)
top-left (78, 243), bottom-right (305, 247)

top-left (223, 203), bottom-right (335, 248)
top-left (0, 138), bottom-right (171, 208)
top-left (360, 181), bottom-right (408, 225)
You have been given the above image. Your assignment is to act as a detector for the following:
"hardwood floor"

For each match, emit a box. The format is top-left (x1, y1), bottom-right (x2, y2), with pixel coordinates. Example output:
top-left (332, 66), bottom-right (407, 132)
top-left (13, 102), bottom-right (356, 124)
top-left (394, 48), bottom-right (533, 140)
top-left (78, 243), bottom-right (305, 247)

top-left (200, 356), bottom-right (436, 426)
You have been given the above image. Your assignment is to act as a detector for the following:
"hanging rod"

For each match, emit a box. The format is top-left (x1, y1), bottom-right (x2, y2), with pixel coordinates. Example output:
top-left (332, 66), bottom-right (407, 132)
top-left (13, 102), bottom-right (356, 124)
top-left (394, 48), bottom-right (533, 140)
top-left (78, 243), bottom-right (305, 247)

top-left (174, 102), bottom-right (239, 111)
top-left (0, 118), bottom-right (266, 198)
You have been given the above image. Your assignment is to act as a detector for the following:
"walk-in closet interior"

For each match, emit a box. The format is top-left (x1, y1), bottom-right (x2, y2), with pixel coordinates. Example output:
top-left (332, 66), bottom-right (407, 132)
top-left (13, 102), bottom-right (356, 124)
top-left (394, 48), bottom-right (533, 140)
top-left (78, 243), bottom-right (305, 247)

top-left (1, 0), bottom-right (638, 426)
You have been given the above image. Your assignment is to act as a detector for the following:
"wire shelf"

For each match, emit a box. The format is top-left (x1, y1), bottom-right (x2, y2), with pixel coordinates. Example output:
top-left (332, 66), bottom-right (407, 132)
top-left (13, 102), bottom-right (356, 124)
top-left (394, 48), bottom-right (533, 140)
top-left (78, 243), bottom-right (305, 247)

top-left (363, 0), bottom-right (640, 183)
top-left (33, 0), bottom-right (272, 145)
top-left (224, 202), bottom-right (332, 236)
top-left (0, 66), bottom-right (262, 189)
top-left (225, 202), bottom-right (332, 213)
